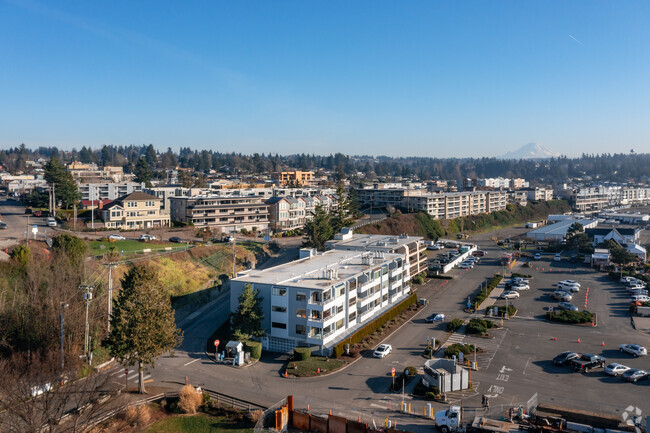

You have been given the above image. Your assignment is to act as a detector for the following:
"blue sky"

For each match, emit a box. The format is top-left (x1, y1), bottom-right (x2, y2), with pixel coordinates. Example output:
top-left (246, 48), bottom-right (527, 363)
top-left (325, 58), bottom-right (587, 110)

top-left (1, 1), bottom-right (649, 157)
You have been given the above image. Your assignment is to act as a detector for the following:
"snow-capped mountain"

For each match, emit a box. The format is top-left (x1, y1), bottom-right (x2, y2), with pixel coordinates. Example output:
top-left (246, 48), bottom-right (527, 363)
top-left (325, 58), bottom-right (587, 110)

top-left (500, 143), bottom-right (561, 160)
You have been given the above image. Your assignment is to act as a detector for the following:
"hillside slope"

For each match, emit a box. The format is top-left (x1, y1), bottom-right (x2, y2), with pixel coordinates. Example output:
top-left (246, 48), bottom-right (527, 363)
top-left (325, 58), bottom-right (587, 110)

top-left (357, 200), bottom-right (571, 239)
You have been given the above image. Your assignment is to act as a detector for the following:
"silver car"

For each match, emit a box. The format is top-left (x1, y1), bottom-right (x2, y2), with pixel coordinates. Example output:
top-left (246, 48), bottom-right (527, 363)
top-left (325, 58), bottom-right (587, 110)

top-left (604, 363), bottom-right (630, 376)
top-left (551, 290), bottom-right (572, 301)
top-left (619, 344), bottom-right (647, 357)
top-left (557, 302), bottom-right (579, 312)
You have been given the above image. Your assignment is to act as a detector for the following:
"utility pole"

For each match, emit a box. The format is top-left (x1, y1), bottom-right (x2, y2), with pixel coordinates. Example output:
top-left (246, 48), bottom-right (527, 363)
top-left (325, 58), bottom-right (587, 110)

top-left (26, 214), bottom-right (30, 241)
top-left (91, 186), bottom-right (95, 229)
top-left (59, 302), bottom-right (68, 372)
top-left (80, 285), bottom-right (94, 359)
top-left (52, 184), bottom-right (56, 216)
top-left (106, 264), bottom-right (116, 333)
top-left (231, 232), bottom-right (236, 277)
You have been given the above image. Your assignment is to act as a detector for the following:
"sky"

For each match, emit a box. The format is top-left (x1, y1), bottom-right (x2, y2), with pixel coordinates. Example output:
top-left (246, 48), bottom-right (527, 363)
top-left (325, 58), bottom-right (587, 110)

top-left (1, 1), bottom-right (650, 158)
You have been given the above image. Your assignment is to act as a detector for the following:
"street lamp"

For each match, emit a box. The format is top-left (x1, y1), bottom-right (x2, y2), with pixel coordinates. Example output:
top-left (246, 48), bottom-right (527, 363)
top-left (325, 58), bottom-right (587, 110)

top-left (230, 231), bottom-right (236, 277)
top-left (59, 302), bottom-right (69, 372)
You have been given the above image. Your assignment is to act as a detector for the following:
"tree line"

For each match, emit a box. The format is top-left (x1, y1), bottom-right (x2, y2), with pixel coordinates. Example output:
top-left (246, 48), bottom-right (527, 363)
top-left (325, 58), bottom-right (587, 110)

top-left (2, 143), bottom-right (649, 185)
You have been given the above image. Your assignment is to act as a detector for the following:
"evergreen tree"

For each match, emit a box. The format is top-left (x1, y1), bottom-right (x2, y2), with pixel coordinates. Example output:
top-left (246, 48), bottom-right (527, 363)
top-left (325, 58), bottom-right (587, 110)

top-left (348, 187), bottom-right (361, 218)
top-left (230, 283), bottom-right (264, 340)
top-left (303, 205), bottom-right (334, 250)
top-left (44, 157), bottom-right (80, 208)
top-left (133, 157), bottom-right (154, 187)
top-left (331, 182), bottom-right (351, 233)
top-left (103, 265), bottom-right (182, 393)
top-left (144, 144), bottom-right (157, 168)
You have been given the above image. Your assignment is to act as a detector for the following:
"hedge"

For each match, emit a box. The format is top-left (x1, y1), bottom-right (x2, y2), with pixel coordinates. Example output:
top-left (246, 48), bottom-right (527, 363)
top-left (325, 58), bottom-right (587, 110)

top-left (333, 292), bottom-right (418, 357)
top-left (294, 347), bottom-right (311, 360)
top-left (429, 274), bottom-right (454, 280)
top-left (412, 273), bottom-right (426, 285)
top-left (491, 304), bottom-right (517, 318)
top-left (511, 273), bottom-right (532, 278)
top-left (472, 274), bottom-right (503, 308)
top-left (465, 318), bottom-right (496, 335)
top-left (244, 340), bottom-right (262, 359)
top-left (546, 310), bottom-right (594, 324)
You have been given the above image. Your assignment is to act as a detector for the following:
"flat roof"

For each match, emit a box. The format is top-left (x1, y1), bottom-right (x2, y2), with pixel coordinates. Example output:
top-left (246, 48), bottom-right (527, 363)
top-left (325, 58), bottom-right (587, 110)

top-left (327, 234), bottom-right (422, 250)
top-left (527, 219), bottom-right (597, 237)
top-left (234, 249), bottom-right (402, 290)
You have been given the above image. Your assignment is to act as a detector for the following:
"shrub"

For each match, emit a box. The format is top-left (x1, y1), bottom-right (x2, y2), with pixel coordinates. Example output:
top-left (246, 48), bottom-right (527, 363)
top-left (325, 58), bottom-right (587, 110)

top-left (413, 273), bottom-right (426, 285)
top-left (425, 391), bottom-right (439, 400)
top-left (178, 384), bottom-right (203, 414)
top-left (244, 340), bottom-right (262, 359)
top-left (547, 310), bottom-right (594, 324)
top-left (333, 293), bottom-right (417, 357)
top-left (466, 322), bottom-right (487, 335)
top-left (405, 366), bottom-right (417, 376)
top-left (249, 408), bottom-right (264, 424)
top-left (511, 273), bottom-right (532, 278)
top-left (123, 405), bottom-right (151, 426)
top-left (446, 318), bottom-right (463, 332)
top-left (294, 347), bottom-right (311, 361)
top-left (445, 343), bottom-right (478, 359)
top-left (413, 380), bottom-right (429, 396)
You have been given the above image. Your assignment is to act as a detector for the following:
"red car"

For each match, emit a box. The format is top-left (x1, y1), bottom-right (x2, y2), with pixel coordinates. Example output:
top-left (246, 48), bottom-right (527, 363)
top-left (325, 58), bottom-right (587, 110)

top-left (33, 210), bottom-right (43, 217)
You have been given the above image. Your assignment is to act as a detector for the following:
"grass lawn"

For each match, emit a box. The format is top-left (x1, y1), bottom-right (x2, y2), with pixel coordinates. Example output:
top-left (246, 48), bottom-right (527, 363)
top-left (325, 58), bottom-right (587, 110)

top-left (144, 413), bottom-right (253, 433)
top-left (288, 356), bottom-right (346, 377)
top-left (88, 239), bottom-right (184, 255)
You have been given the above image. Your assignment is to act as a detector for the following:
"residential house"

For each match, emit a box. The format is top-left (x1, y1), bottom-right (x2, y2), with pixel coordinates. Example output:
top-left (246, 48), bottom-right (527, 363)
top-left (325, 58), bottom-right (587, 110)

top-left (101, 192), bottom-right (170, 229)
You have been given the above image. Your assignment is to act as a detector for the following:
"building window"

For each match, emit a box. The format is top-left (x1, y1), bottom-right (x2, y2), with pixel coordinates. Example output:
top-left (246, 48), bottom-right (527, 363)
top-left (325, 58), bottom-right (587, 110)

top-left (272, 306), bottom-right (286, 313)
top-left (336, 304), bottom-right (343, 314)
top-left (272, 287), bottom-right (286, 296)
top-left (272, 322), bottom-right (286, 329)
top-left (310, 310), bottom-right (321, 320)
top-left (323, 325), bottom-right (332, 336)
top-left (348, 278), bottom-right (357, 291)
top-left (296, 291), bottom-right (307, 302)
top-left (337, 284), bottom-right (345, 297)
top-left (348, 296), bottom-right (356, 307)
top-left (382, 294), bottom-right (388, 302)
top-left (296, 308), bottom-right (306, 319)
top-left (373, 270), bottom-right (381, 279)
top-left (349, 311), bottom-right (356, 322)
top-left (336, 319), bottom-right (344, 330)
top-left (295, 324), bottom-right (306, 335)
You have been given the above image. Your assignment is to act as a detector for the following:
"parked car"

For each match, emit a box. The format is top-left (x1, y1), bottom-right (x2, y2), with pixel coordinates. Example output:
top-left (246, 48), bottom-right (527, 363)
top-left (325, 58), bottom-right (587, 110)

top-left (458, 262), bottom-right (473, 270)
top-left (24, 208), bottom-right (32, 215)
top-left (622, 369), bottom-right (649, 383)
top-left (108, 234), bottom-right (126, 241)
top-left (534, 253), bottom-right (541, 260)
top-left (138, 234), bottom-right (157, 241)
top-left (33, 210), bottom-right (43, 217)
top-left (512, 284), bottom-right (530, 291)
top-left (558, 281), bottom-right (580, 292)
top-left (46, 217), bottom-right (57, 227)
top-left (619, 344), bottom-right (648, 357)
top-left (551, 290), bottom-right (572, 301)
top-left (553, 351), bottom-right (580, 366)
top-left (558, 280), bottom-right (581, 288)
top-left (500, 291), bottom-right (520, 300)
top-left (630, 295), bottom-right (650, 303)
top-left (427, 244), bottom-right (440, 250)
top-left (627, 284), bottom-right (647, 291)
top-left (557, 302), bottom-right (579, 312)
top-left (628, 289), bottom-right (648, 296)
top-left (570, 354), bottom-right (606, 372)
top-left (0, 221), bottom-right (7, 229)
top-left (507, 277), bottom-right (529, 285)
top-left (604, 363), bottom-right (631, 377)
top-left (373, 344), bottom-right (392, 358)
top-left (472, 250), bottom-right (486, 257)
top-left (425, 313), bottom-right (446, 323)
top-left (621, 276), bottom-right (639, 284)
top-left (554, 253), bottom-right (561, 261)
top-left (169, 236), bottom-right (183, 243)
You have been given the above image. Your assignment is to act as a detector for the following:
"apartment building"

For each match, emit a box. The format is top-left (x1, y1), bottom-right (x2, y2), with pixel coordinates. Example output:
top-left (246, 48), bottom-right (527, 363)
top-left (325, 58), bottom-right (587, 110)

top-left (355, 187), bottom-right (406, 208)
top-left (508, 190), bottom-right (528, 206)
top-left (273, 170), bottom-right (314, 186)
top-left (143, 186), bottom-right (206, 212)
top-left (266, 196), bottom-right (306, 232)
top-left (101, 192), bottom-right (170, 229)
top-left (524, 187), bottom-right (553, 202)
top-left (67, 162), bottom-right (126, 182)
top-left (405, 191), bottom-right (508, 219)
top-left (477, 177), bottom-right (511, 189)
top-left (169, 195), bottom-right (269, 233)
top-left (79, 182), bottom-right (144, 201)
top-left (231, 249), bottom-right (411, 354)
top-left (326, 231), bottom-right (426, 277)
top-left (555, 187), bottom-right (608, 213)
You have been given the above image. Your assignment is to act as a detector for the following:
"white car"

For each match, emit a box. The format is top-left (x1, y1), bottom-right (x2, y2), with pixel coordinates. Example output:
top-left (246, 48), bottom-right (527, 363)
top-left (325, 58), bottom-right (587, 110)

top-left (138, 234), bottom-right (157, 241)
top-left (373, 344), bottom-right (392, 358)
top-left (500, 291), bottom-right (520, 299)
top-left (46, 217), bottom-right (57, 227)
top-left (554, 253), bottom-right (561, 262)
top-left (558, 282), bottom-right (580, 292)
top-left (620, 344), bottom-right (648, 357)
top-left (551, 290), bottom-right (572, 301)
top-left (459, 263), bottom-right (473, 269)
top-left (534, 253), bottom-right (541, 260)
top-left (630, 295), bottom-right (650, 303)
top-left (558, 280), bottom-right (581, 288)
top-left (627, 284), bottom-right (647, 291)
top-left (108, 234), bottom-right (126, 241)
top-left (512, 284), bottom-right (530, 291)
top-left (604, 363), bottom-right (631, 377)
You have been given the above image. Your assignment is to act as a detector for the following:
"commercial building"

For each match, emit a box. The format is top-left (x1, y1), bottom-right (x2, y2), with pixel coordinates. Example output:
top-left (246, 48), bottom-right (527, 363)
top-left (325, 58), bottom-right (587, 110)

top-left (101, 191), bottom-right (170, 229)
top-left (526, 218), bottom-right (598, 243)
top-left (598, 211), bottom-right (650, 225)
top-left (169, 195), bottom-right (269, 233)
top-left (585, 225), bottom-right (640, 247)
top-left (326, 231), bottom-right (426, 277)
top-left (231, 249), bottom-right (411, 354)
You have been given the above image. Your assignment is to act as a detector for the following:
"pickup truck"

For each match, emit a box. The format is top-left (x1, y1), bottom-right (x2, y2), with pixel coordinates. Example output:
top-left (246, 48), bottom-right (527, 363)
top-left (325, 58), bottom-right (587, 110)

top-left (435, 406), bottom-right (521, 433)
top-left (570, 354), bottom-right (606, 372)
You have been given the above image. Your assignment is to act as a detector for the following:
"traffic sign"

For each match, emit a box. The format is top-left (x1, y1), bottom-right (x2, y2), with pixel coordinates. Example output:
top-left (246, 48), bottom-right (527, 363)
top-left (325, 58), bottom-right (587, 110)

top-left (459, 352), bottom-right (464, 363)
top-left (391, 367), bottom-right (395, 377)
top-left (32, 226), bottom-right (38, 235)
top-left (124, 368), bottom-right (128, 375)
top-left (214, 339), bottom-right (220, 347)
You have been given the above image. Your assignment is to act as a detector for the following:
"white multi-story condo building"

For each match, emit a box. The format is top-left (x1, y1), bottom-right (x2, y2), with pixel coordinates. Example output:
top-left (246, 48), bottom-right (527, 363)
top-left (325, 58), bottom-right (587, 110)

top-left (405, 191), bottom-right (508, 219)
top-left (169, 195), bottom-right (269, 233)
top-left (231, 249), bottom-right (411, 354)
top-left (78, 182), bottom-right (144, 201)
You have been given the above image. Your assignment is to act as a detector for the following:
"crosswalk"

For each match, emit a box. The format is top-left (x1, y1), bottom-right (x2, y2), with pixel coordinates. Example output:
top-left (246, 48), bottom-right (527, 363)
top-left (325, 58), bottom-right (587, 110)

top-left (446, 333), bottom-right (466, 345)
top-left (463, 327), bottom-right (508, 371)
top-left (104, 365), bottom-right (153, 386)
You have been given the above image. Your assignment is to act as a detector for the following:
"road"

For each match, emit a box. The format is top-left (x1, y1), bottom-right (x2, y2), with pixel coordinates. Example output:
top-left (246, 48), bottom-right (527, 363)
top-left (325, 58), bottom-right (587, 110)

top-left (0, 197), bottom-right (56, 249)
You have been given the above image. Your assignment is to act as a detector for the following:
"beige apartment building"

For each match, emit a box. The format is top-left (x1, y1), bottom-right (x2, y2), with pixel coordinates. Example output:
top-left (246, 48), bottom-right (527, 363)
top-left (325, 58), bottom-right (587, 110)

top-left (405, 191), bottom-right (508, 219)
top-left (101, 192), bottom-right (170, 229)
top-left (169, 195), bottom-right (269, 233)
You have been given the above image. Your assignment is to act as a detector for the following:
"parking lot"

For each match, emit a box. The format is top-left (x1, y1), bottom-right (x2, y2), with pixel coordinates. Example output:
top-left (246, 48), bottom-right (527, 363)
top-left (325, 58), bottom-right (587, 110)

top-left (470, 250), bottom-right (650, 415)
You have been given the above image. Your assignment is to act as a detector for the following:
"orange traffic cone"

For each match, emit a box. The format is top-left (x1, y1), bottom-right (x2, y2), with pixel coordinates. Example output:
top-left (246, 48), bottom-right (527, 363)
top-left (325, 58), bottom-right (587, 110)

top-left (317, 368), bottom-right (321, 373)
top-left (577, 338), bottom-right (581, 343)
top-left (307, 404), bottom-right (310, 411)
top-left (552, 337), bottom-right (557, 340)
top-left (358, 417), bottom-right (361, 422)
top-left (329, 410), bottom-right (332, 415)
top-left (602, 341), bottom-right (605, 347)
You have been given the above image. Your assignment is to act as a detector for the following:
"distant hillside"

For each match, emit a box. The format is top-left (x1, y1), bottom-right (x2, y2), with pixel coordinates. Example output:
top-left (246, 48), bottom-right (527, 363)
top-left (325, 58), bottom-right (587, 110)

top-left (356, 200), bottom-right (572, 239)
top-left (500, 142), bottom-right (561, 160)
